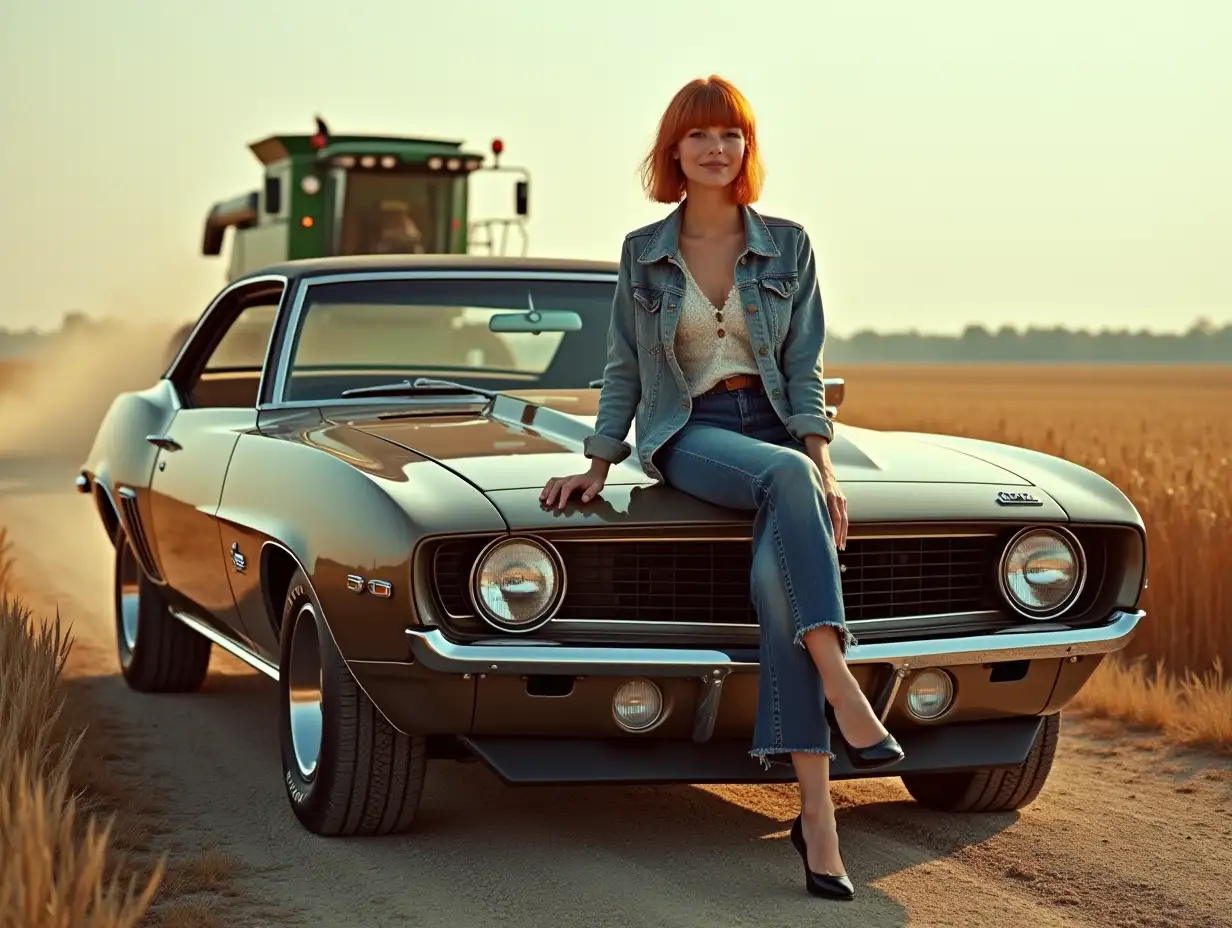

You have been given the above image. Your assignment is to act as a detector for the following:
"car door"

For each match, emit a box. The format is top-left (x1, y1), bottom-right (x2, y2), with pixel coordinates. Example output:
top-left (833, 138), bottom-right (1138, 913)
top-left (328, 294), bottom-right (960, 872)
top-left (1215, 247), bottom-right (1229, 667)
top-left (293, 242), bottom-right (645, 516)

top-left (145, 279), bottom-right (284, 633)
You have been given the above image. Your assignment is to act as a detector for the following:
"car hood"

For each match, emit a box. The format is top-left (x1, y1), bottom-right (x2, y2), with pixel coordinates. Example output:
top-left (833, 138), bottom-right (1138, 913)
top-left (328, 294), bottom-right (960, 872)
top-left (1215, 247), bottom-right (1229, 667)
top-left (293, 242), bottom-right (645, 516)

top-left (327, 390), bottom-right (1033, 492)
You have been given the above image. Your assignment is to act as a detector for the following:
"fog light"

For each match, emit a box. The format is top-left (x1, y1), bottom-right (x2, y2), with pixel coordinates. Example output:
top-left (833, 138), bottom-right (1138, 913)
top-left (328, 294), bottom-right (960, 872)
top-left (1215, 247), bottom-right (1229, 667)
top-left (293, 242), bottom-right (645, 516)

top-left (906, 670), bottom-right (954, 720)
top-left (612, 680), bottom-right (663, 732)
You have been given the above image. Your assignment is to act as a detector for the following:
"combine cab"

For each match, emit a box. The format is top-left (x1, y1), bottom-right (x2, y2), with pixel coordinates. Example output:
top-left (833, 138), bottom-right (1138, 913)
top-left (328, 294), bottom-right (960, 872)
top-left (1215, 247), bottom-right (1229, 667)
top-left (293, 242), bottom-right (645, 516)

top-left (201, 117), bottom-right (531, 281)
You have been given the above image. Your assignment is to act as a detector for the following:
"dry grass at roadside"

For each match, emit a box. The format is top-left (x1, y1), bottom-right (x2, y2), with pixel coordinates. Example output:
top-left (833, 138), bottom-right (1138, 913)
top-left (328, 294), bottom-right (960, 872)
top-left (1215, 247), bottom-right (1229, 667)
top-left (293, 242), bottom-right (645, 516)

top-left (0, 524), bottom-right (162, 927)
top-left (837, 363), bottom-right (1232, 749)
top-left (1071, 657), bottom-right (1232, 755)
top-left (0, 527), bottom-right (256, 927)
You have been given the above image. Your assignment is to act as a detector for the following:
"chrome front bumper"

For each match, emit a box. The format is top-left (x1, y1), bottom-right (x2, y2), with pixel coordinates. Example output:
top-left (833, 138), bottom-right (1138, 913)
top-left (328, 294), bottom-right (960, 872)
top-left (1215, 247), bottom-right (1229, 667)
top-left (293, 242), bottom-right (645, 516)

top-left (404, 609), bottom-right (1143, 678)
top-left (403, 609), bottom-right (1142, 743)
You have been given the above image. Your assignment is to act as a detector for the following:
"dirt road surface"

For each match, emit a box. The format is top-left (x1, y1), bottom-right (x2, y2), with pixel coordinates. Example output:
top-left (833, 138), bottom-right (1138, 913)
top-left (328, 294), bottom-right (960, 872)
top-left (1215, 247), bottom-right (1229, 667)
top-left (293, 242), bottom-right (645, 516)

top-left (2, 452), bottom-right (1230, 928)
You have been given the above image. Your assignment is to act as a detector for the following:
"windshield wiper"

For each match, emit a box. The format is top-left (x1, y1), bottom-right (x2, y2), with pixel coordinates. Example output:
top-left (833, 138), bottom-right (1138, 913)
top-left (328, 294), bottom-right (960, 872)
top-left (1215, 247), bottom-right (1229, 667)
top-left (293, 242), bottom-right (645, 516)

top-left (340, 377), bottom-right (497, 399)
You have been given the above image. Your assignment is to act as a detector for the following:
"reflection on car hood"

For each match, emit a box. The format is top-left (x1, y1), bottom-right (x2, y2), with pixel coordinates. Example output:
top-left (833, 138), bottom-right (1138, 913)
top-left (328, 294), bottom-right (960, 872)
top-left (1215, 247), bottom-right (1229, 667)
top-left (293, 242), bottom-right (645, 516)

top-left (328, 389), bottom-right (1033, 492)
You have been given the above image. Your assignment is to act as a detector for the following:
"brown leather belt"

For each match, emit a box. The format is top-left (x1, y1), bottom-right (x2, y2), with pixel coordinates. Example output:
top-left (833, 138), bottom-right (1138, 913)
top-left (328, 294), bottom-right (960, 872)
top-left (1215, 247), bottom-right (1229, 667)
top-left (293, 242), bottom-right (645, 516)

top-left (702, 373), bottom-right (762, 395)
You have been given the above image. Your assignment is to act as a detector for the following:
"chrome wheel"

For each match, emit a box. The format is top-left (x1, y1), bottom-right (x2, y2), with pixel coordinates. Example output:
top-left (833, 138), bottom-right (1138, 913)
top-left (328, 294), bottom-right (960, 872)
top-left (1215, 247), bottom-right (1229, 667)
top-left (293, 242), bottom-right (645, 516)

top-left (287, 603), bottom-right (324, 780)
top-left (117, 542), bottom-right (141, 653)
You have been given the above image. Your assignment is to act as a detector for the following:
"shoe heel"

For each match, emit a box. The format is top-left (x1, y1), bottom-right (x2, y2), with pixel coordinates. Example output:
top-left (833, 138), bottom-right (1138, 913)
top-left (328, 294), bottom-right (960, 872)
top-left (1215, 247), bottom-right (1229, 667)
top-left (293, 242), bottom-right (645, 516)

top-left (789, 815), bottom-right (856, 900)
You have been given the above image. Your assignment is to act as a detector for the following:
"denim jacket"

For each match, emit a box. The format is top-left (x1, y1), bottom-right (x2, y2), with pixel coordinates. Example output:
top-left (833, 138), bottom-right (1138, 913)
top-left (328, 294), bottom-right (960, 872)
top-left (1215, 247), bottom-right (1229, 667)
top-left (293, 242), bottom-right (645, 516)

top-left (583, 203), bottom-right (835, 483)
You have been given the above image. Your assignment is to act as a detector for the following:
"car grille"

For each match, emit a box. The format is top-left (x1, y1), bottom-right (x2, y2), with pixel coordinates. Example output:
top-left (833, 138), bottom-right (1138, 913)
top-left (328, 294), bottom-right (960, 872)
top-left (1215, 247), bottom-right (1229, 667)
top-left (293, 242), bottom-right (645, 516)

top-left (432, 535), bottom-right (999, 625)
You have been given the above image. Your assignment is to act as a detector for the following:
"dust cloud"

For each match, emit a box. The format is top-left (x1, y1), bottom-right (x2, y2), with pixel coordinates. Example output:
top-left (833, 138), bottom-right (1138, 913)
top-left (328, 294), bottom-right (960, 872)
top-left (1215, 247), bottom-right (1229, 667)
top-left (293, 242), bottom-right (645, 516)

top-left (0, 322), bottom-right (184, 461)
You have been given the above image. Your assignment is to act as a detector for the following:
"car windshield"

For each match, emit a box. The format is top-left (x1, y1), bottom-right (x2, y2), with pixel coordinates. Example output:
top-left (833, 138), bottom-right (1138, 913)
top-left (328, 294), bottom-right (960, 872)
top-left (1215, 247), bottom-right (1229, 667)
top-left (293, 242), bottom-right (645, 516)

top-left (281, 274), bottom-right (615, 402)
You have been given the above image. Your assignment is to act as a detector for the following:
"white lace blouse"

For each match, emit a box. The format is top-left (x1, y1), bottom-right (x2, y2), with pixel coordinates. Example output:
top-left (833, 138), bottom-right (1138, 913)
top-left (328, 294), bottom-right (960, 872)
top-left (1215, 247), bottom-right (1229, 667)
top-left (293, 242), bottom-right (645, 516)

top-left (674, 259), bottom-right (760, 396)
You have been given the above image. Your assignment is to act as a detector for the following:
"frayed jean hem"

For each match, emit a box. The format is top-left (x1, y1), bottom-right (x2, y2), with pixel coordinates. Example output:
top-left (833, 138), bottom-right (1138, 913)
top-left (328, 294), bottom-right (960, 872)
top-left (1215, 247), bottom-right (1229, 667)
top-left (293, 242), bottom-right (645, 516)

top-left (749, 746), bottom-right (837, 770)
top-left (793, 618), bottom-right (857, 654)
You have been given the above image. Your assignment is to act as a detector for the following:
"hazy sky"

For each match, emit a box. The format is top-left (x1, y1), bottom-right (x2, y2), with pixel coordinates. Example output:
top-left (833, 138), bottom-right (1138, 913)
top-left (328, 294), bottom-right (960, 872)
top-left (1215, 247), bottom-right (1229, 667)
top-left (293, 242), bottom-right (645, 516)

top-left (1, 1), bottom-right (1228, 336)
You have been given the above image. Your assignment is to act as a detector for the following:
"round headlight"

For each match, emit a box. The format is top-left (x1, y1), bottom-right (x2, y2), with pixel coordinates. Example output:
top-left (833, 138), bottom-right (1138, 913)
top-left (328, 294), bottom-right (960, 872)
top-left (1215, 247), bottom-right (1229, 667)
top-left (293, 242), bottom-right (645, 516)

top-left (470, 537), bottom-right (562, 633)
top-left (999, 527), bottom-right (1085, 618)
top-left (300, 175), bottom-right (321, 195)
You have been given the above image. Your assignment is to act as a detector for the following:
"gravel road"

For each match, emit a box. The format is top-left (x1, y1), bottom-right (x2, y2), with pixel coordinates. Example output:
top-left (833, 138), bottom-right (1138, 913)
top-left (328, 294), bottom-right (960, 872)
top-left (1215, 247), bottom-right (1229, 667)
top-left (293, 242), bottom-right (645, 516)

top-left (2, 454), bottom-right (1229, 928)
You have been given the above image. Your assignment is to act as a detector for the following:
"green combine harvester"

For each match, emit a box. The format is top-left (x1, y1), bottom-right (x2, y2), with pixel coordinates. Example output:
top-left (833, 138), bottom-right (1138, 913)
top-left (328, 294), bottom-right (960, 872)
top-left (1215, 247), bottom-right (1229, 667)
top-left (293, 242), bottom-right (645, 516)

top-left (162, 118), bottom-right (532, 361)
top-left (202, 117), bottom-right (531, 280)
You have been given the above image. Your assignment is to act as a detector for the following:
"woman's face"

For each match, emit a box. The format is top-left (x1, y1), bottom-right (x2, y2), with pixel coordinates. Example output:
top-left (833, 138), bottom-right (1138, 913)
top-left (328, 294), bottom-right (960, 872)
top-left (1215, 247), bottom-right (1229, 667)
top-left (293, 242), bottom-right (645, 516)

top-left (674, 126), bottom-right (746, 191)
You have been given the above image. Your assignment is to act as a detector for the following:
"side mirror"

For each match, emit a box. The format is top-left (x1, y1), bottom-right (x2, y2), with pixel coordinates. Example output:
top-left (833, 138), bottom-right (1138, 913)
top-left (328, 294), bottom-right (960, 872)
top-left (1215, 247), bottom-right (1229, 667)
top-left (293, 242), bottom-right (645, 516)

top-left (489, 308), bottom-right (582, 334)
top-left (515, 180), bottom-right (529, 217)
top-left (264, 176), bottom-right (282, 215)
top-left (823, 377), bottom-right (845, 419)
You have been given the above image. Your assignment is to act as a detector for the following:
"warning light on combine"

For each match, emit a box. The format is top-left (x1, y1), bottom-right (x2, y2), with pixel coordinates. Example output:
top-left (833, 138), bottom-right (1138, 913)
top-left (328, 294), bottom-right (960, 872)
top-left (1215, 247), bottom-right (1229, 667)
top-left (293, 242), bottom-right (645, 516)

top-left (310, 116), bottom-right (331, 151)
top-left (492, 138), bottom-right (504, 156)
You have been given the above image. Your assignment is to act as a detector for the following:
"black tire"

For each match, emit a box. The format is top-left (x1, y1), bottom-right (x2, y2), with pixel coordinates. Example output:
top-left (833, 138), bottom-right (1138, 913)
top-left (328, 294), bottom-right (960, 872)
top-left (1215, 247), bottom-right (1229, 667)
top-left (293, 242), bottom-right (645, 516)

top-left (900, 712), bottom-right (1061, 813)
top-left (278, 569), bottom-right (427, 836)
top-left (114, 526), bottom-right (212, 693)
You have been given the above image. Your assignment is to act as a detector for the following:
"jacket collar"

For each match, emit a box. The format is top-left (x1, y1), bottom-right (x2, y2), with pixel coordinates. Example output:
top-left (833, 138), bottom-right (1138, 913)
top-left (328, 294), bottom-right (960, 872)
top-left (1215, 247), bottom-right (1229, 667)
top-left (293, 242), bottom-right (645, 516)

top-left (636, 202), bottom-right (780, 265)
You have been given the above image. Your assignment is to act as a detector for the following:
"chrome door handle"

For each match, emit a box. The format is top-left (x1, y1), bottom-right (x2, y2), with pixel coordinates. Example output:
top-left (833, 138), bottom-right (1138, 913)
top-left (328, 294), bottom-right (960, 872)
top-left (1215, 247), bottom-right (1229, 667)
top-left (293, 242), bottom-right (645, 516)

top-left (146, 434), bottom-right (182, 451)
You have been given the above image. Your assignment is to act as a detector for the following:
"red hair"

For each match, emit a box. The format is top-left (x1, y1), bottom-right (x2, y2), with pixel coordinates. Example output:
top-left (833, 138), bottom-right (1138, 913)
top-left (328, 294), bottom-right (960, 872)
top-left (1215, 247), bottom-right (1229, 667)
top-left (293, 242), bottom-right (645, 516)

top-left (640, 75), bottom-right (765, 205)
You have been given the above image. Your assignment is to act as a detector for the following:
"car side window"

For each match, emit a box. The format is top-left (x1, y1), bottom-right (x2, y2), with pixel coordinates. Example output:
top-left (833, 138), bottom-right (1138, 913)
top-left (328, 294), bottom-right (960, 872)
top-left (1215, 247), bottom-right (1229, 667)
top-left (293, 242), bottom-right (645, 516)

top-left (184, 299), bottom-right (281, 409)
top-left (204, 303), bottom-right (279, 371)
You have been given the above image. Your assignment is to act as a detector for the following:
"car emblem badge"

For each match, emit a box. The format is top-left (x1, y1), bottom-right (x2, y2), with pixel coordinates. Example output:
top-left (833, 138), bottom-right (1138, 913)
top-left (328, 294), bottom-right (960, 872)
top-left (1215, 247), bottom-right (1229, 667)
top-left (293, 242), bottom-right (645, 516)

top-left (996, 491), bottom-right (1042, 506)
top-left (347, 575), bottom-right (392, 598)
top-left (231, 542), bottom-right (247, 572)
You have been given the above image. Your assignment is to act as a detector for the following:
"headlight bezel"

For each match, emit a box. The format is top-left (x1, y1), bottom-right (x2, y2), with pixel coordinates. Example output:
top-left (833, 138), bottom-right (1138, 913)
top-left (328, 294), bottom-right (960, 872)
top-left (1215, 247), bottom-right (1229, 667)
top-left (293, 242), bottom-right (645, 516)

top-left (997, 525), bottom-right (1087, 620)
top-left (467, 534), bottom-right (566, 634)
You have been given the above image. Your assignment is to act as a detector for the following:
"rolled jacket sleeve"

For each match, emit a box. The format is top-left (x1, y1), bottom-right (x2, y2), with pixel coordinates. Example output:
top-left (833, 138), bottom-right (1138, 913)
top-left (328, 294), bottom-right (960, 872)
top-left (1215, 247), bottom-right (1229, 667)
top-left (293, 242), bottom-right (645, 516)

top-left (780, 230), bottom-right (835, 444)
top-left (583, 237), bottom-right (641, 464)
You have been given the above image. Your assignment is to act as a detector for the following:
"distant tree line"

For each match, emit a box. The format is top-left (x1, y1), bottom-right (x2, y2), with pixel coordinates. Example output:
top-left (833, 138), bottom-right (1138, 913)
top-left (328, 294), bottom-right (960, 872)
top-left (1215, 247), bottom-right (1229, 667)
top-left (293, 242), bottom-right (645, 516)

top-left (0, 312), bottom-right (114, 359)
top-left (1, 313), bottom-right (1229, 363)
top-left (827, 319), bottom-right (1232, 364)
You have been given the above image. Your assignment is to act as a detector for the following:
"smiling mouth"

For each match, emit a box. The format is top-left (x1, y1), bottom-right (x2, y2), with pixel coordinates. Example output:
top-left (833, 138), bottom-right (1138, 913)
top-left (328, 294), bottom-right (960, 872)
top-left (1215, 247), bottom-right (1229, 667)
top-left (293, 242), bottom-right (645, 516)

top-left (701, 162), bottom-right (727, 169)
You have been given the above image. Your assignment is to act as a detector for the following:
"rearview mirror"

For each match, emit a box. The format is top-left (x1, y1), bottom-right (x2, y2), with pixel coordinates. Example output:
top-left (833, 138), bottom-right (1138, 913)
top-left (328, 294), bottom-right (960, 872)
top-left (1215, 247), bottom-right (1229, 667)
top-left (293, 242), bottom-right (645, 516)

top-left (489, 309), bottom-right (582, 334)
top-left (515, 180), bottom-right (529, 216)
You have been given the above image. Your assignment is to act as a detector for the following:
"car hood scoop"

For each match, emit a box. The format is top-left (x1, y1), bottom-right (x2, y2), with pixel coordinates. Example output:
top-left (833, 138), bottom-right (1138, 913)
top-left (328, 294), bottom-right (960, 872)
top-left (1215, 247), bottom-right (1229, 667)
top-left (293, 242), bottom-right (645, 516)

top-left (334, 390), bottom-right (1032, 492)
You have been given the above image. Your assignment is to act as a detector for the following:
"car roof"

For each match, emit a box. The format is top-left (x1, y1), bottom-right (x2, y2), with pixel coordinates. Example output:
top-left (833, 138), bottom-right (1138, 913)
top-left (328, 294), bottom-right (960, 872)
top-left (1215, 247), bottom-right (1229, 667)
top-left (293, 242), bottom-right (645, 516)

top-left (235, 254), bottom-right (620, 282)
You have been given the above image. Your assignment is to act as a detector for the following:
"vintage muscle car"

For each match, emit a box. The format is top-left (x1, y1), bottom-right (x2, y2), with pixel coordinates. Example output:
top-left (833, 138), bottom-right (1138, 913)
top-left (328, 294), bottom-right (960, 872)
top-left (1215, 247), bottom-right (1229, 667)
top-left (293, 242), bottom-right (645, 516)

top-left (77, 254), bottom-right (1147, 836)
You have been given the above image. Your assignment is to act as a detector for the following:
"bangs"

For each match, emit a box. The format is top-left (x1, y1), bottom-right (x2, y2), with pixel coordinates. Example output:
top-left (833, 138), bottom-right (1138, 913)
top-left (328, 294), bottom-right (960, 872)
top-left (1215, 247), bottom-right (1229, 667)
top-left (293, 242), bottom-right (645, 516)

top-left (663, 80), bottom-right (756, 140)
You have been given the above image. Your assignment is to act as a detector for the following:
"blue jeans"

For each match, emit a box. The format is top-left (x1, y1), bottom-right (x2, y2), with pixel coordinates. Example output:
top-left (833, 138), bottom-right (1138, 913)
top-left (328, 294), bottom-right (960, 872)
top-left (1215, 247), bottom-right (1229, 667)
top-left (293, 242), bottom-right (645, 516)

top-left (656, 386), bottom-right (853, 767)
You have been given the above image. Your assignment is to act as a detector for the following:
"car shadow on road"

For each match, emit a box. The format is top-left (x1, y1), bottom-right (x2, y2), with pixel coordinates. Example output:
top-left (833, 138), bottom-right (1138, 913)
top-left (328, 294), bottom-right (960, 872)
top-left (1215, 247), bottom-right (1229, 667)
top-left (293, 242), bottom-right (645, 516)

top-left (65, 655), bottom-right (1021, 928)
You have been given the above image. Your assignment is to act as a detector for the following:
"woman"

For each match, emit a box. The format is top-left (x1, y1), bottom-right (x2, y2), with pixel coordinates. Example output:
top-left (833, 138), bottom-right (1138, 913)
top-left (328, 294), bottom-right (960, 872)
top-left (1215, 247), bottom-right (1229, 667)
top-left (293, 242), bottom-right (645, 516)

top-left (540, 75), bottom-right (904, 900)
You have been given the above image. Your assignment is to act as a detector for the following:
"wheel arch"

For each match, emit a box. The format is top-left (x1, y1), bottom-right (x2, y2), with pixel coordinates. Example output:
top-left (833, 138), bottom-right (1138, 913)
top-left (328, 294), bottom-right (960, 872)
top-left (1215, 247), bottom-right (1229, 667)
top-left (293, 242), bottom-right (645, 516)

top-left (260, 538), bottom-right (412, 738)
top-left (260, 540), bottom-right (302, 639)
top-left (92, 478), bottom-right (122, 546)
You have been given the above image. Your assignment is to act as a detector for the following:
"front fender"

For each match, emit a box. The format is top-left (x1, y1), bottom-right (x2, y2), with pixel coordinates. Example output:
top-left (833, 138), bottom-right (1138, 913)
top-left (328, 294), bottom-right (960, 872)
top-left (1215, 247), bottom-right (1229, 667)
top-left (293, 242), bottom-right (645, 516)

top-left (899, 432), bottom-right (1145, 528)
top-left (215, 418), bottom-right (509, 662)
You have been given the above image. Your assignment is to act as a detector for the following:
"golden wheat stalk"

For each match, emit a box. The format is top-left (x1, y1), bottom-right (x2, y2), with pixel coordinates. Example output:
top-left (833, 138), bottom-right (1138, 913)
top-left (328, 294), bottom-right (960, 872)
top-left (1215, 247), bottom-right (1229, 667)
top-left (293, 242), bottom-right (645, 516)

top-left (0, 553), bottom-right (163, 927)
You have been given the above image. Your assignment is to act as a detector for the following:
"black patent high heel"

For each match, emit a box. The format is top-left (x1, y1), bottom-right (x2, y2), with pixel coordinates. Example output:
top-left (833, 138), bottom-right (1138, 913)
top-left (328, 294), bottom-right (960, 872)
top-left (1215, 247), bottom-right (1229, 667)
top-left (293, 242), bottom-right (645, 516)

top-left (826, 703), bottom-right (906, 771)
top-left (790, 815), bottom-right (855, 900)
